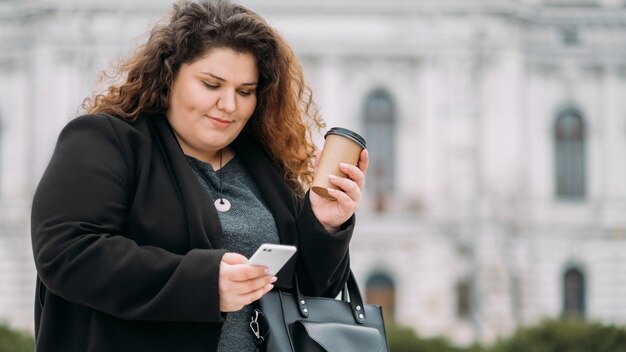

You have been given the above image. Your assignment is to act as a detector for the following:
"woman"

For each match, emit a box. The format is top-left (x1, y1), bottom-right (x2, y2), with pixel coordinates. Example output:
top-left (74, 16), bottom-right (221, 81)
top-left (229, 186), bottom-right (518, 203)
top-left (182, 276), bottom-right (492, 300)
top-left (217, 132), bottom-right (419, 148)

top-left (30, 0), bottom-right (367, 351)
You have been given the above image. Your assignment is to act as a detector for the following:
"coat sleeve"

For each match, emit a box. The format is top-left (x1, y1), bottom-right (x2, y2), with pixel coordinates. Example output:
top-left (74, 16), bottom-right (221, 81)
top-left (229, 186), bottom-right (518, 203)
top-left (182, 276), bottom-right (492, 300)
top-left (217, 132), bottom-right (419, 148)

top-left (294, 191), bottom-right (354, 298)
top-left (31, 115), bottom-right (226, 322)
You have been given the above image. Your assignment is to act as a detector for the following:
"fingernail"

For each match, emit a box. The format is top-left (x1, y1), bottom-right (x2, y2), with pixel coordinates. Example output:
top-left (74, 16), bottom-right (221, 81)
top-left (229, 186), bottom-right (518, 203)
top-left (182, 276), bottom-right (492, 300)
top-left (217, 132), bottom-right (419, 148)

top-left (327, 188), bottom-right (337, 195)
top-left (264, 269), bottom-right (270, 275)
top-left (329, 175), bottom-right (339, 181)
top-left (266, 284), bottom-right (274, 292)
top-left (270, 276), bottom-right (278, 283)
top-left (340, 163), bottom-right (349, 169)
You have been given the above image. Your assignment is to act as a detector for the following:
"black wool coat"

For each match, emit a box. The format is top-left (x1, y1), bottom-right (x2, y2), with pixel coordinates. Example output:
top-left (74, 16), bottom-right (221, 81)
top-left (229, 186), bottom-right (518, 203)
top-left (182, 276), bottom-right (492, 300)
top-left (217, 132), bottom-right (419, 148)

top-left (31, 114), bottom-right (353, 351)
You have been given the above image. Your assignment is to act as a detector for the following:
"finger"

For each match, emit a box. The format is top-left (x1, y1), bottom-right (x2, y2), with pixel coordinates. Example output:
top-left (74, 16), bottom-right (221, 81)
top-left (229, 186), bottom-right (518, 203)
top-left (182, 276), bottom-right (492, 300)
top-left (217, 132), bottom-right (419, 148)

top-left (339, 162), bottom-right (366, 190)
top-left (221, 253), bottom-right (267, 280)
top-left (224, 282), bottom-right (274, 311)
top-left (239, 275), bottom-right (277, 294)
top-left (222, 276), bottom-right (274, 297)
top-left (242, 283), bottom-right (275, 306)
top-left (358, 149), bottom-right (369, 173)
top-left (326, 187), bottom-right (356, 215)
top-left (329, 175), bottom-right (361, 204)
top-left (227, 264), bottom-right (269, 282)
top-left (221, 252), bottom-right (249, 265)
top-left (220, 274), bottom-right (275, 300)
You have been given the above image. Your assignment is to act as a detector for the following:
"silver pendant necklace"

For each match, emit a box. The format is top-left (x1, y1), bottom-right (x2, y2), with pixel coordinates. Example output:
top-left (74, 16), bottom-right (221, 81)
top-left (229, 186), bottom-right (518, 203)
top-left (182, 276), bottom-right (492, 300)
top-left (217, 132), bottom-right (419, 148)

top-left (214, 149), bottom-right (231, 212)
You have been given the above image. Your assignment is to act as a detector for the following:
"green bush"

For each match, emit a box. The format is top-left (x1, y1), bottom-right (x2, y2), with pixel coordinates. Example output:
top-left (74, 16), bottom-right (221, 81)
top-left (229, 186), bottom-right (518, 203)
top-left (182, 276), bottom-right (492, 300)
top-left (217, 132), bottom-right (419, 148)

top-left (0, 323), bottom-right (34, 352)
top-left (491, 319), bottom-right (626, 352)
top-left (387, 319), bottom-right (626, 352)
top-left (387, 323), bottom-right (484, 352)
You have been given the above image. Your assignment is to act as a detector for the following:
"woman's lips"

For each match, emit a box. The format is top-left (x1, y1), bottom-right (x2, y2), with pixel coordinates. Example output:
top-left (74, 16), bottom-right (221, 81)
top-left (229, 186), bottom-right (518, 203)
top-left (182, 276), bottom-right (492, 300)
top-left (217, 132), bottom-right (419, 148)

top-left (207, 115), bottom-right (233, 128)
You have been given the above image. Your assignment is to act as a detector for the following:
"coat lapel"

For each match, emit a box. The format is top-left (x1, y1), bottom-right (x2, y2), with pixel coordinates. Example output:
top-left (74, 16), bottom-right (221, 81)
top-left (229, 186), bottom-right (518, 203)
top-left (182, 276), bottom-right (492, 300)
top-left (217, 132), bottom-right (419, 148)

top-left (232, 138), bottom-right (299, 246)
top-left (150, 115), bottom-right (224, 249)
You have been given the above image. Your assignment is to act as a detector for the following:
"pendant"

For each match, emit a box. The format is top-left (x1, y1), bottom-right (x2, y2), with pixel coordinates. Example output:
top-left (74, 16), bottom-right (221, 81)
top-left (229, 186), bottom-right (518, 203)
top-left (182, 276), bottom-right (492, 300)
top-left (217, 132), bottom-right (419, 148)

top-left (214, 198), bottom-right (231, 212)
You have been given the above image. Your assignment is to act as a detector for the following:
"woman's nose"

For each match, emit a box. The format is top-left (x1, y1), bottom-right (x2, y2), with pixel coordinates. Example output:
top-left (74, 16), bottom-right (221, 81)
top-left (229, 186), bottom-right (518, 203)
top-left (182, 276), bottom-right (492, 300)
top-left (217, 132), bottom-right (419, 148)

top-left (217, 90), bottom-right (236, 113)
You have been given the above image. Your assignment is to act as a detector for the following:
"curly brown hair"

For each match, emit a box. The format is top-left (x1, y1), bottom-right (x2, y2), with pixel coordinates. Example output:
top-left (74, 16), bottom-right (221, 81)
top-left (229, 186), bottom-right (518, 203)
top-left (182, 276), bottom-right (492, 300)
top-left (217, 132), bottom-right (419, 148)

top-left (83, 0), bottom-right (324, 194)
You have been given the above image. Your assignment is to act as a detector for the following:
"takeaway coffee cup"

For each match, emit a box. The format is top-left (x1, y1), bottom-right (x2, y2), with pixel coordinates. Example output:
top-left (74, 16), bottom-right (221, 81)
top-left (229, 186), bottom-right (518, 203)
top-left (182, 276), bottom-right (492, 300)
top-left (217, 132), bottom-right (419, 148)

top-left (312, 127), bottom-right (367, 199)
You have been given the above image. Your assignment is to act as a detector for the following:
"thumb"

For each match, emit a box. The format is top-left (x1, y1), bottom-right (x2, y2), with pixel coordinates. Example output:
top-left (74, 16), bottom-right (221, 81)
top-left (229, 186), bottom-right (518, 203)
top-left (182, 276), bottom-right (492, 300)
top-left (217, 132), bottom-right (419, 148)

top-left (221, 252), bottom-right (249, 265)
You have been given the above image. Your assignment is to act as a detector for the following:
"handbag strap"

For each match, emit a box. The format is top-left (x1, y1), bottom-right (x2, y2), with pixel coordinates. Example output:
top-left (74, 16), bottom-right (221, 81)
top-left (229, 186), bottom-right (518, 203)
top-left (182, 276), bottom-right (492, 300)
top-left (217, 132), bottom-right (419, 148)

top-left (293, 271), bottom-right (367, 324)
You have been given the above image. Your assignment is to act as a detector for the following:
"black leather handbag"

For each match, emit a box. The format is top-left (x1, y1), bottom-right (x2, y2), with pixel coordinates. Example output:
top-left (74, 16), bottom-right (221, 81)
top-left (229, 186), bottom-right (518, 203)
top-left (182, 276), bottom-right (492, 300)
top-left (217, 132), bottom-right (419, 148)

top-left (249, 272), bottom-right (389, 352)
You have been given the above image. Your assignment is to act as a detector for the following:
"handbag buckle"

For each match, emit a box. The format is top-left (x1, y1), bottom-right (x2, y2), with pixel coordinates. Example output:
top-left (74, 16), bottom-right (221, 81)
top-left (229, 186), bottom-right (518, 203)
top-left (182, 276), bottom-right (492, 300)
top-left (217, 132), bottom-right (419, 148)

top-left (250, 310), bottom-right (264, 343)
top-left (250, 309), bottom-right (271, 347)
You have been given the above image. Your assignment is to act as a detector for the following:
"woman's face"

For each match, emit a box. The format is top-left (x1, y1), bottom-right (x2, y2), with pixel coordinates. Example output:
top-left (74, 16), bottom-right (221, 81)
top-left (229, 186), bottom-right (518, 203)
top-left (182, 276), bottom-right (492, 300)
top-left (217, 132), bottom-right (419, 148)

top-left (166, 47), bottom-right (259, 162)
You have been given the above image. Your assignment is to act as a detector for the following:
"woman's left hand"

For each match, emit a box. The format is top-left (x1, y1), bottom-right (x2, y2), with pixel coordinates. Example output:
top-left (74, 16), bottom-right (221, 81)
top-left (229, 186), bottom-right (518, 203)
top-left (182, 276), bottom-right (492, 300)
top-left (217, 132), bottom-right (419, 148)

top-left (309, 149), bottom-right (369, 234)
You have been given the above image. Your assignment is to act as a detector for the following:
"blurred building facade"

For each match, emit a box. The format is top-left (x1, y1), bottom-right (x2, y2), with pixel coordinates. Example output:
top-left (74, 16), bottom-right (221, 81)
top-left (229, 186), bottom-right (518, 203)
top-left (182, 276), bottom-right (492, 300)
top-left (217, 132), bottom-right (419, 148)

top-left (1, 0), bottom-right (626, 345)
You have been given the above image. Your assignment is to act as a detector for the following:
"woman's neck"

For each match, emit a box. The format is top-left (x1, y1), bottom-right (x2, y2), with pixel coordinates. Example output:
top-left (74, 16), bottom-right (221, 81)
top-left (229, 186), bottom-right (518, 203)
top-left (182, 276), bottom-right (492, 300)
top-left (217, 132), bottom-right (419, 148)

top-left (195, 147), bottom-right (234, 171)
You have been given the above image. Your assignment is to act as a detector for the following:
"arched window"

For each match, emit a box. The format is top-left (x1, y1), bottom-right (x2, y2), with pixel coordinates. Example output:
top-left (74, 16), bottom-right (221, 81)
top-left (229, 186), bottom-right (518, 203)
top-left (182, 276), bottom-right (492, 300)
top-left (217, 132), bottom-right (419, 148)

top-left (366, 272), bottom-right (396, 322)
top-left (363, 89), bottom-right (396, 211)
top-left (563, 267), bottom-right (585, 318)
top-left (554, 109), bottom-right (586, 198)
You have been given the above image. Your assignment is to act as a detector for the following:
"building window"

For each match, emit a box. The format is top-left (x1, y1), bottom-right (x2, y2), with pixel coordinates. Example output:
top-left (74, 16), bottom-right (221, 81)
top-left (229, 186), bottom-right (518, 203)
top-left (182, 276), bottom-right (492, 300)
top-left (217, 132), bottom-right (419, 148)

top-left (563, 267), bottom-right (585, 318)
top-left (555, 109), bottom-right (586, 199)
top-left (456, 279), bottom-right (472, 319)
top-left (560, 27), bottom-right (580, 46)
top-left (363, 89), bottom-right (396, 212)
top-left (365, 272), bottom-right (396, 322)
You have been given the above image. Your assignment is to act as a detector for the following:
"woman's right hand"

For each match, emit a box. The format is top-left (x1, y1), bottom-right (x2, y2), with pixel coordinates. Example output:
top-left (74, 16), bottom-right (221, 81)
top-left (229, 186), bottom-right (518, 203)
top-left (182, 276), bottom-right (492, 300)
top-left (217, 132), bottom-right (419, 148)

top-left (219, 252), bottom-right (276, 312)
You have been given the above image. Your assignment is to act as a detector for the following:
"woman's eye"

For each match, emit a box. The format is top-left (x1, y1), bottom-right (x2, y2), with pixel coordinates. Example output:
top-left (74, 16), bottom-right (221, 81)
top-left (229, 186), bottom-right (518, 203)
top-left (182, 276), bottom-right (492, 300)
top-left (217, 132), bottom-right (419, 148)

top-left (238, 90), bottom-right (254, 96)
top-left (202, 82), bottom-right (219, 89)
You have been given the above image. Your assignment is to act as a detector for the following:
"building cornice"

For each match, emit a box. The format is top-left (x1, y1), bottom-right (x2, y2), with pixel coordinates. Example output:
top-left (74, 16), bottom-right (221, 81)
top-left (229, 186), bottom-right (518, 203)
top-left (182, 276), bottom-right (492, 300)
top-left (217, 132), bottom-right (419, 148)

top-left (239, 0), bottom-right (626, 22)
top-left (3, 1), bottom-right (626, 27)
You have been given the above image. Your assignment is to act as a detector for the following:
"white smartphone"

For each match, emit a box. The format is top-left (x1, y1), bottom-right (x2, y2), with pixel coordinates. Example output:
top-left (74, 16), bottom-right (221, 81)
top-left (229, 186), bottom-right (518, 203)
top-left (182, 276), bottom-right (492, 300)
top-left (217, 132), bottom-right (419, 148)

top-left (248, 243), bottom-right (297, 275)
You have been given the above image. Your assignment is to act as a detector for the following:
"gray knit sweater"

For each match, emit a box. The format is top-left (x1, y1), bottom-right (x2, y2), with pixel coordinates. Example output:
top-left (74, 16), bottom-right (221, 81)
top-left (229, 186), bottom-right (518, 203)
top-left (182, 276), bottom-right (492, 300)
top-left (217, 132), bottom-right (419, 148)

top-left (186, 155), bottom-right (280, 352)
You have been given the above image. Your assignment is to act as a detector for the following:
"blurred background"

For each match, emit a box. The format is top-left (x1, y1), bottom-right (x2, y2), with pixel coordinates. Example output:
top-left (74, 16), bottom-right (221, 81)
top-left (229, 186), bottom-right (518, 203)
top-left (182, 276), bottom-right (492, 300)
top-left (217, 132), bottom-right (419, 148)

top-left (1, 0), bottom-right (626, 350)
